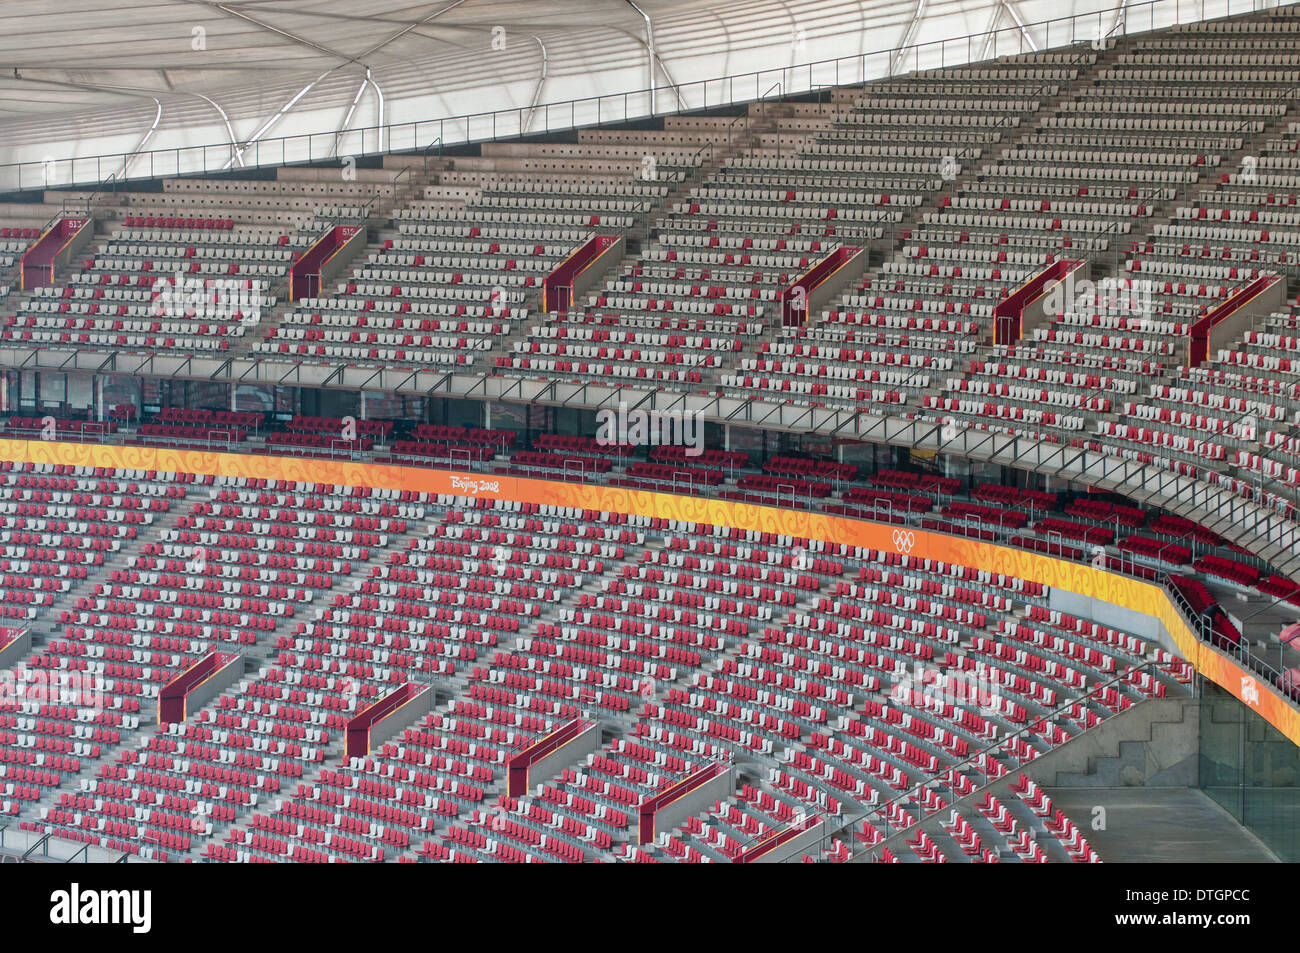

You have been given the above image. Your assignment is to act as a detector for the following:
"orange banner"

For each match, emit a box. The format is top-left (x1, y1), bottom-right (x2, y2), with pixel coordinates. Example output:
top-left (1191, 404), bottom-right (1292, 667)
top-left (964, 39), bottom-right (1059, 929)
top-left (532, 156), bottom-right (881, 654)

top-left (7, 437), bottom-right (1296, 745)
top-left (1197, 645), bottom-right (1300, 745)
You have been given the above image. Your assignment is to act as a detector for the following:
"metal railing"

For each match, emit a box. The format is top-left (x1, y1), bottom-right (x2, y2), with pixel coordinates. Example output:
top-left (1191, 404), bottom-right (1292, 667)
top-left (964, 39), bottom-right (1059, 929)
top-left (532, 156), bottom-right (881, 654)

top-left (1166, 569), bottom-right (1300, 701)
top-left (5, 0), bottom-right (1292, 194)
top-left (0, 824), bottom-right (133, 863)
top-left (63, 170), bottom-right (121, 219)
top-left (421, 136), bottom-right (443, 176)
top-left (10, 399), bottom-right (1294, 597)
top-left (20, 832), bottom-right (49, 862)
top-left (6, 352), bottom-right (1297, 577)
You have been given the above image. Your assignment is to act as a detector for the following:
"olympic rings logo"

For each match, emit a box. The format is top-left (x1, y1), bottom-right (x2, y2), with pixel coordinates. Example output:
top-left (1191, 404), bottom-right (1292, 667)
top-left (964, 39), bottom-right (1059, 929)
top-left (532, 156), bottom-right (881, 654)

top-left (892, 529), bottom-right (916, 555)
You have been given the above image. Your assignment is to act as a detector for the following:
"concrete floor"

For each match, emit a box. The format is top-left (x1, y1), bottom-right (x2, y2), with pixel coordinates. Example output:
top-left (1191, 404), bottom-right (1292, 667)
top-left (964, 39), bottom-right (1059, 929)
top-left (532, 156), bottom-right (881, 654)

top-left (1048, 787), bottom-right (1279, 863)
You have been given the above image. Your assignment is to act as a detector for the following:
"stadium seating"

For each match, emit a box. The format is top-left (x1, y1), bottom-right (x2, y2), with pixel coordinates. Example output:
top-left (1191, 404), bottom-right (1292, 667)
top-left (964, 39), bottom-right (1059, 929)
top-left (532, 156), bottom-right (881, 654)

top-left (4, 223), bottom-right (305, 354)
top-left (10, 5), bottom-right (1300, 865)
top-left (0, 467), bottom-right (1202, 862)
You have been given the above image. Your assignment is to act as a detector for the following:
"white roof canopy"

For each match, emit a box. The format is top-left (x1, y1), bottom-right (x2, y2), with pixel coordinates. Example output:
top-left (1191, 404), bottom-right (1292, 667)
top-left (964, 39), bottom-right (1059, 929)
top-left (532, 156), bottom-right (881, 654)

top-left (0, 0), bottom-right (1247, 188)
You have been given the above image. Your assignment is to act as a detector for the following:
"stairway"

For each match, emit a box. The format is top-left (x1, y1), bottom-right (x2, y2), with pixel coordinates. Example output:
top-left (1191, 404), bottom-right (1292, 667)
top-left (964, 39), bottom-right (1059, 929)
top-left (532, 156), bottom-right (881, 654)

top-left (1040, 697), bottom-right (1199, 788)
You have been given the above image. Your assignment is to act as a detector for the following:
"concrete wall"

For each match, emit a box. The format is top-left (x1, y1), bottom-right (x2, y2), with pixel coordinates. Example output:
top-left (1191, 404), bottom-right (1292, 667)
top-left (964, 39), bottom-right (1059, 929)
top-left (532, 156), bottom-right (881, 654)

top-left (750, 820), bottom-right (831, 863)
top-left (1049, 587), bottom-right (1181, 659)
top-left (1021, 260), bottom-right (1089, 342)
top-left (319, 226), bottom-right (368, 289)
top-left (651, 766), bottom-right (734, 844)
top-left (570, 236), bottom-right (625, 306)
top-left (525, 721), bottom-right (600, 793)
top-left (370, 684), bottom-right (435, 753)
top-left (185, 654), bottom-right (243, 717)
top-left (808, 248), bottom-right (868, 318)
top-left (54, 218), bottom-right (94, 269)
top-left (1025, 698), bottom-right (1200, 789)
top-left (1207, 277), bottom-right (1287, 356)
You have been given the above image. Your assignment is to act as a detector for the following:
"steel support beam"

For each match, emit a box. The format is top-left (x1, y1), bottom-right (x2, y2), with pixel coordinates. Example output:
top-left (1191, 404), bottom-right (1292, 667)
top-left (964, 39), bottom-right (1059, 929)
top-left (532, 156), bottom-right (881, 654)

top-left (332, 72), bottom-right (372, 158)
top-left (521, 35), bottom-right (549, 135)
top-left (118, 97), bottom-right (163, 181)
top-left (890, 0), bottom-right (928, 75)
top-left (625, 0), bottom-right (657, 113)
top-left (1001, 0), bottom-right (1040, 52)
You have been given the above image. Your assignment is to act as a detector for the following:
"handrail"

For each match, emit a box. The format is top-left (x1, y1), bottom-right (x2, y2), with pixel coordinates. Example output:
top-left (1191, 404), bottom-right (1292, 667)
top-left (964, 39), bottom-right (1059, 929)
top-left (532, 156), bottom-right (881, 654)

top-left (6, 337), bottom-right (1300, 577)
top-left (20, 831), bottom-right (49, 862)
top-left (340, 162), bottom-right (415, 227)
top-left (391, 164), bottom-right (412, 194)
top-left (75, 169), bottom-right (120, 218)
top-left (757, 82), bottom-right (784, 159)
top-left (689, 138), bottom-right (712, 170)
top-left (421, 136), bottom-right (443, 175)
top-left (1102, 10), bottom-right (1128, 42)
top-left (352, 196), bottom-right (379, 226)
top-left (724, 112), bottom-right (747, 143)
top-left (31, 209), bottom-right (62, 245)
top-left (1167, 568), bottom-right (1300, 695)
top-left (4, 0), bottom-right (1290, 192)
top-left (9, 406), bottom-right (1295, 600)
top-left (687, 110), bottom-right (749, 170)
